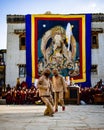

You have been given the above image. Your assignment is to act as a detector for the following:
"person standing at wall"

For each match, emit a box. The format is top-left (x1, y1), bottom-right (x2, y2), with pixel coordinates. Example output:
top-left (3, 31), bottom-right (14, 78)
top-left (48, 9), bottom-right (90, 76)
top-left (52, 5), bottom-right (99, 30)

top-left (52, 69), bottom-right (68, 112)
top-left (37, 68), bottom-right (54, 117)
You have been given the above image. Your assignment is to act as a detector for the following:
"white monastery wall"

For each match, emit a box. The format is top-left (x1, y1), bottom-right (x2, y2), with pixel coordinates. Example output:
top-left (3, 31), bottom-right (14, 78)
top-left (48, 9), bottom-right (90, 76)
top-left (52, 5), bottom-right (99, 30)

top-left (6, 23), bottom-right (26, 87)
top-left (91, 22), bottom-right (104, 86)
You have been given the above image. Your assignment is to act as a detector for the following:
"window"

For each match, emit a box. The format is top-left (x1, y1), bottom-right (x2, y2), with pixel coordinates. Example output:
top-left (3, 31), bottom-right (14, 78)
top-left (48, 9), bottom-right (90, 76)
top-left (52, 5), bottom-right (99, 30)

top-left (92, 35), bottom-right (97, 44)
top-left (18, 64), bottom-right (26, 78)
top-left (91, 28), bottom-right (103, 49)
top-left (0, 54), bottom-right (4, 65)
top-left (19, 34), bottom-right (26, 50)
top-left (0, 54), bottom-right (2, 65)
top-left (91, 65), bottom-right (98, 75)
top-left (91, 33), bottom-right (98, 49)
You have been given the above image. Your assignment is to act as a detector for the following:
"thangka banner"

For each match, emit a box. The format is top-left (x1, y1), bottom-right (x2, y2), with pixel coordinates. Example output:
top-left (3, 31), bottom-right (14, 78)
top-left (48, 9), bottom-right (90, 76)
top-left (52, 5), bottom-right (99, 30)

top-left (26, 14), bottom-right (91, 88)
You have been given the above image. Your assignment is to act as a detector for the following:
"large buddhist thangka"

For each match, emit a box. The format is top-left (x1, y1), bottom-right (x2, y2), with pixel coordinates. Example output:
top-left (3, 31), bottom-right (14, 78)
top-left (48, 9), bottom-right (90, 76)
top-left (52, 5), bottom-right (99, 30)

top-left (40, 24), bottom-right (79, 77)
top-left (26, 14), bottom-right (91, 88)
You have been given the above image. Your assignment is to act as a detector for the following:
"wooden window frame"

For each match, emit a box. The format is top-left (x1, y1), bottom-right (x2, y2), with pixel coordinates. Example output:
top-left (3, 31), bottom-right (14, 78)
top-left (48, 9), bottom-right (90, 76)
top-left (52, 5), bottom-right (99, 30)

top-left (91, 32), bottom-right (99, 49)
top-left (91, 28), bottom-right (103, 49)
top-left (91, 64), bottom-right (98, 75)
top-left (19, 33), bottom-right (26, 50)
top-left (18, 64), bottom-right (26, 78)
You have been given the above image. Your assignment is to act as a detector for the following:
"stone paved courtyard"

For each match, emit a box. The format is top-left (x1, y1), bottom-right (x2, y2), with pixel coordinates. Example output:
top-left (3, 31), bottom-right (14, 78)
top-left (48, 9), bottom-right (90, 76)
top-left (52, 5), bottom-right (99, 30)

top-left (0, 105), bottom-right (104, 130)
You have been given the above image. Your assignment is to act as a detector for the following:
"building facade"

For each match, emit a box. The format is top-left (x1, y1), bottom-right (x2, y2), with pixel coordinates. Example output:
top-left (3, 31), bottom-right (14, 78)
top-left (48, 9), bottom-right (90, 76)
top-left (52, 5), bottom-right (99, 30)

top-left (6, 15), bottom-right (26, 87)
top-left (91, 14), bottom-right (104, 86)
top-left (0, 49), bottom-right (6, 96)
top-left (6, 14), bottom-right (104, 87)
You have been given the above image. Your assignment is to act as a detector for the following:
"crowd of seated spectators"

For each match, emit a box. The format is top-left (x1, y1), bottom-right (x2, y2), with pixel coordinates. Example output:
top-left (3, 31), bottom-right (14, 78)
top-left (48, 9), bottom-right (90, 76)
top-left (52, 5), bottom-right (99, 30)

top-left (4, 78), bottom-right (104, 105)
top-left (5, 80), bottom-right (41, 105)
top-left (80, 87), bottom-right (104, 104)
top-left (80, 79), bottom-right (104, 104)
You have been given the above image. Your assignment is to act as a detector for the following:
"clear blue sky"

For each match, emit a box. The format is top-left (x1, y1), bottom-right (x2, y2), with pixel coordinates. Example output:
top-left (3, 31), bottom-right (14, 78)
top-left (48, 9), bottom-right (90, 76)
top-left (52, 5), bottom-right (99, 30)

top-left (0, 0), bottom-right (104, 49)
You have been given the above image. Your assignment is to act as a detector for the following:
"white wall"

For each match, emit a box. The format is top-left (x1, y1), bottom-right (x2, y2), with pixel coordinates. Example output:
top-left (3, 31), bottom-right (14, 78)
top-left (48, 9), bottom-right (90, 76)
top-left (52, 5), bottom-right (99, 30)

top-left (6, 23), bottom-right (26, 87)
top-left (91, 22), bottom-right (104, 86)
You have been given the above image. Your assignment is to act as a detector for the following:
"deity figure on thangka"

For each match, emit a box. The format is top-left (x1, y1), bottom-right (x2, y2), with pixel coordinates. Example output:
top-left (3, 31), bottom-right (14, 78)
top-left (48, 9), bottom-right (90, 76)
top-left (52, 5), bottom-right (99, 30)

top-left (38, 22), bottom-right (80, 77)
